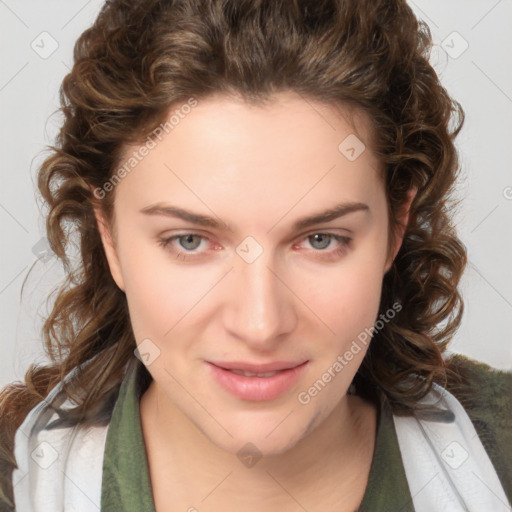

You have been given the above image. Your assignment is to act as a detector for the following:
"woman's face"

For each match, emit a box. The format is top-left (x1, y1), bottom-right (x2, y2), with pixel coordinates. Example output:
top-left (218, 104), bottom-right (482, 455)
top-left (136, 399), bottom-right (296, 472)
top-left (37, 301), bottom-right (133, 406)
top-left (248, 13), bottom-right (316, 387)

top-left (96, 91), bottom-right (406, 455)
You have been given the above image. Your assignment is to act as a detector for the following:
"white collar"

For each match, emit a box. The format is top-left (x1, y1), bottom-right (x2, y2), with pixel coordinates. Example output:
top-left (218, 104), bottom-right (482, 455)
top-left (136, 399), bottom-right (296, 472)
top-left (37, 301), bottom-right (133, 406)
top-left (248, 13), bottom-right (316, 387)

top-left (11, 368), bottom-right (510, 511)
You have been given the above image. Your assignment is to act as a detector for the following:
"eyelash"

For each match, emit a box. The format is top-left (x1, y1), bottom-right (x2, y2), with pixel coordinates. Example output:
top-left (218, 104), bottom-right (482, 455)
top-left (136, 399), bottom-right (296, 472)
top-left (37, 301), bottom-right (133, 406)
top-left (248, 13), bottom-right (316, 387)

top-left (157, 232), bottom-right (352, 262)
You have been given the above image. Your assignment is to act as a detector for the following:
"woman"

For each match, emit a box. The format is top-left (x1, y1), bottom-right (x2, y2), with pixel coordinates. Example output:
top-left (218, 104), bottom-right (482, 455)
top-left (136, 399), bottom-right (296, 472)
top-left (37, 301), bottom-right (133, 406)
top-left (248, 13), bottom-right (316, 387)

top-left (1, 0), bottom-right (510, 510)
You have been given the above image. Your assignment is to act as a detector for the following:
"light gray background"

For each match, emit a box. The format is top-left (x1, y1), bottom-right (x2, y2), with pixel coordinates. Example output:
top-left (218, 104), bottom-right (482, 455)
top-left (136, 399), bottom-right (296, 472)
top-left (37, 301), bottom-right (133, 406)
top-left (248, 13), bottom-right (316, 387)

top-left (1, 0), bottom-right (511, 388)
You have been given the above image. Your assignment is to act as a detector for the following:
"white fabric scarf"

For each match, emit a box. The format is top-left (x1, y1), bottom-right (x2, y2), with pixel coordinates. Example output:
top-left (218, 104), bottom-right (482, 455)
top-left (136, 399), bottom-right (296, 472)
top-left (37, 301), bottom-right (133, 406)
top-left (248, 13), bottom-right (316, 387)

top-left (11, 372), bottom-right (511, 511)
top-left (393, 381), bottom-right (510, 511)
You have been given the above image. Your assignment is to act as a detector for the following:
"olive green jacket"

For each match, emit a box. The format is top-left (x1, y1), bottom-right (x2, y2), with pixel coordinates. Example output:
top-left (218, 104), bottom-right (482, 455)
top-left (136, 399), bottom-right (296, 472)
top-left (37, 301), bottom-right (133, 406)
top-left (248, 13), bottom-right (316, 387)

top-left (4, 354), bottom-right (511, 511)
top-left (99, 354), bottom-right (512, 511)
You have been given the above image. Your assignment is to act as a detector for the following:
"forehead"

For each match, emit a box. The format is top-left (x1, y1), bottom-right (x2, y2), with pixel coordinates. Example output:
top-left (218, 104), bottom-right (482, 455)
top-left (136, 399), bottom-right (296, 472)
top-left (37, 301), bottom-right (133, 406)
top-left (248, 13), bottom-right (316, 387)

top-left (113, 92), bottom-right (384, 224)
top-left (120, 91), bottom-right (379, 165)
top-left (153, 91), bottom-right (377, 156)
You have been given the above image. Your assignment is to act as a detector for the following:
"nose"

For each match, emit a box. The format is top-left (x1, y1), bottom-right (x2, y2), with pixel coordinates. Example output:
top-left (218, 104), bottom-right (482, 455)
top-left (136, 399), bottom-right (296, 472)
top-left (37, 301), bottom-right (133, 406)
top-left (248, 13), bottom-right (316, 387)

top-left (222, 246), bottom-right (297, 350)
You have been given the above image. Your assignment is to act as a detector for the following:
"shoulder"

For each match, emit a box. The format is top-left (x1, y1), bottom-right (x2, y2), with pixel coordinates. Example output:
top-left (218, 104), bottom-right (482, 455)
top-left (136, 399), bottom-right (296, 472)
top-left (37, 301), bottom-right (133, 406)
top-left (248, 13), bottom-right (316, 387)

top-left (445, 353), bottom-right (512, 429)
top-left (445, 353), bottom-right (512, 499)
top-left (11, 376), bottom-right (112, 511)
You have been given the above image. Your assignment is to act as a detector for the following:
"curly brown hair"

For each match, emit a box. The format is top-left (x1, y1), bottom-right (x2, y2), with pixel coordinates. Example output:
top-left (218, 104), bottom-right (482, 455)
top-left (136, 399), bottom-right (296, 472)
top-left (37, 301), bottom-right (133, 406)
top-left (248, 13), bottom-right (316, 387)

top-left (0, 0), bottom-right (467, 508)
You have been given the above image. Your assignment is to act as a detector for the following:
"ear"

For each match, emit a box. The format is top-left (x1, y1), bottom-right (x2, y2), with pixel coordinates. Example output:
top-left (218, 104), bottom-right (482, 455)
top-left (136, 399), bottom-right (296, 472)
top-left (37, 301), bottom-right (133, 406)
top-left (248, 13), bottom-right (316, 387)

top-left (90, 186), bottom-right (126, 292)
top-left (385, 187), bottom-right (417, 272)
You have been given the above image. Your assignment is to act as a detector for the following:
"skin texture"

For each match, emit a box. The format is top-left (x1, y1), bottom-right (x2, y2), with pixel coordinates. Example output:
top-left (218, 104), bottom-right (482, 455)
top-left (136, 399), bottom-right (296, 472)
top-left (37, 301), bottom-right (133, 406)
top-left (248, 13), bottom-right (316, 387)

top-left (94, 91), bottom-right (415, 511)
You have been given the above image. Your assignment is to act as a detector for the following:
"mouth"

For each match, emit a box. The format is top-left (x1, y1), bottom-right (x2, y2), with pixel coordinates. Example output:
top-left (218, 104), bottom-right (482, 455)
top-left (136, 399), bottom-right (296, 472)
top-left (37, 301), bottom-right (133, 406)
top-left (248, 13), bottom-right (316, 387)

top-left (228, 369), bottom-right (284, 378)
top-left (206, 360), bottom-right (309, 401)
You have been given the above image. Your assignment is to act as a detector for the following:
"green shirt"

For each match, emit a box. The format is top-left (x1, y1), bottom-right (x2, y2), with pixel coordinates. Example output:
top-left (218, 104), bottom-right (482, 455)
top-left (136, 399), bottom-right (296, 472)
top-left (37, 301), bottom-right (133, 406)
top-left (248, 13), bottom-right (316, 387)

top-left (100, 355), bottom-right (512, 511)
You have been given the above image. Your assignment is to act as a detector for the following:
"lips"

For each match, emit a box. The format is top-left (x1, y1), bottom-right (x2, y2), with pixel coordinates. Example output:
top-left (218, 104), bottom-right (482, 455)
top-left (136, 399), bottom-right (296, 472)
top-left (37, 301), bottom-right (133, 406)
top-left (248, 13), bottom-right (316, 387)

top-left (208, 360), bottom-right (307, 373)
top-left (206, 360), bottom-right (309, 401)
top-left (229, 369), bottom-right (282, 378)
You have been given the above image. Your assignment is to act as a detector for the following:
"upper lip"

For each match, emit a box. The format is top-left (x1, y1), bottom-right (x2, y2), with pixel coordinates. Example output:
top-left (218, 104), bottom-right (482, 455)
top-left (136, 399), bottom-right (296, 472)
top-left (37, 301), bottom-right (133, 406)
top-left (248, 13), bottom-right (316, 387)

top-left (208, 360), bottom-right (308, 373)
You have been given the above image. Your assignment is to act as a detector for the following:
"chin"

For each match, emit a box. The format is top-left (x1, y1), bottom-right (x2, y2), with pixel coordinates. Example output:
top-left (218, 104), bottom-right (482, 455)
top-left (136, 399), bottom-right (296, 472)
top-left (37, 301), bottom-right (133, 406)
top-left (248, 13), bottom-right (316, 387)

top-left (223, 434), bottom-right (303, 460)
top-left (203, 415), bottom-right (311, 459)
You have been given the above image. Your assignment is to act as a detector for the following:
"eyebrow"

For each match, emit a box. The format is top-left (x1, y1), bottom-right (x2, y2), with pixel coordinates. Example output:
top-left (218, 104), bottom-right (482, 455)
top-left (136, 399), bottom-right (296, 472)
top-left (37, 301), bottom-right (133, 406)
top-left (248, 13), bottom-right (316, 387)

top-left (139, 201), bottom-right (370, 232)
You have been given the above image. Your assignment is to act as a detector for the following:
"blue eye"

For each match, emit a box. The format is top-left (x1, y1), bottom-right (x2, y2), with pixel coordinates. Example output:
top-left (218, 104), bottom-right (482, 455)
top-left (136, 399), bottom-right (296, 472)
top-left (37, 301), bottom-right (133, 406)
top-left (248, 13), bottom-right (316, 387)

top-left (174, 234), bottom-right (202, 251)
top-left (157, 233), bottom-right (207, 260)
top-left (307, 233), bottom-right (343, 250)
top-left (157, 232), bottom-right (351, 261)
top-left (300, 233), bottom-right (351, 260)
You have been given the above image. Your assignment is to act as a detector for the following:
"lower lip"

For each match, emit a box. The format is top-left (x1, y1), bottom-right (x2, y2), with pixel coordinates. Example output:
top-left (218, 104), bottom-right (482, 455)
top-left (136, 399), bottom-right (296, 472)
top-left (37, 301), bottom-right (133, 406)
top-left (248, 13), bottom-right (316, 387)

top-left (206, 361), bottom-right (309, 401)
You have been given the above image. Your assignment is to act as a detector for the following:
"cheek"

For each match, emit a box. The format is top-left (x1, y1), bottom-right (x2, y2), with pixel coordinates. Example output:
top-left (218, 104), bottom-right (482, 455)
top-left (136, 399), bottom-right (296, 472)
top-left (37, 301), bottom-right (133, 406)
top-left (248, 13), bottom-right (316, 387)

top-left (298, 243), bottom-right (386, 343)
top-left (294, 261), bottom-right (384, 411)
top-left (117, 239), bottom-right (214, 340)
